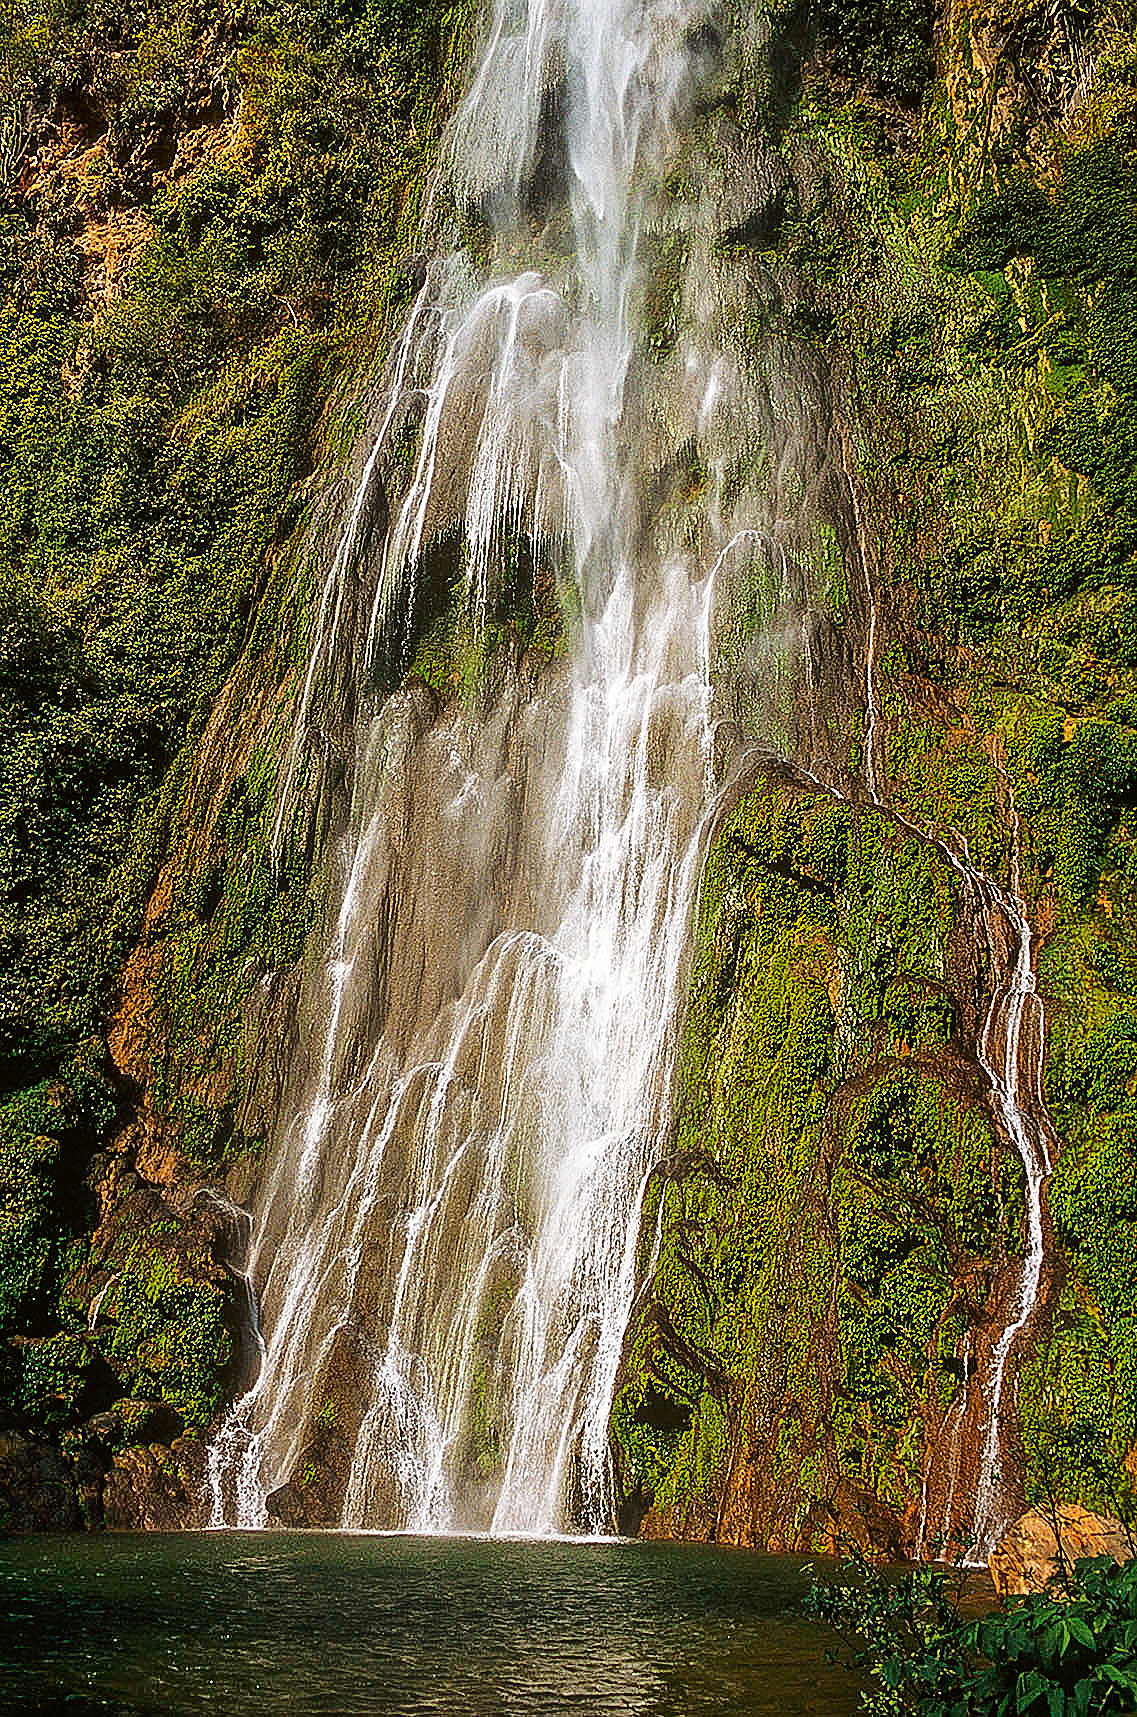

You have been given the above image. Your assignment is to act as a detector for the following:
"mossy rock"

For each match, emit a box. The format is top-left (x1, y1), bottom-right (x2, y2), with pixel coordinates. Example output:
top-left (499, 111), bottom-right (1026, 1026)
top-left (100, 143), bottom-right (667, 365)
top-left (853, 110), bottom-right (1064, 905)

top-left (16, 1333), bottom-right (116, 1434)
top-left (614, 779), bottom-right (1012, 1547)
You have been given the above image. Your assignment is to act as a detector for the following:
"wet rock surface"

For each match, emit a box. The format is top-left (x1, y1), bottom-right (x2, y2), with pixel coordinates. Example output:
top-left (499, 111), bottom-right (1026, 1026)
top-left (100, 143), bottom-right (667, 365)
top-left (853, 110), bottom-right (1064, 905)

top-left (0, 1431), bottom-right (84, 1531)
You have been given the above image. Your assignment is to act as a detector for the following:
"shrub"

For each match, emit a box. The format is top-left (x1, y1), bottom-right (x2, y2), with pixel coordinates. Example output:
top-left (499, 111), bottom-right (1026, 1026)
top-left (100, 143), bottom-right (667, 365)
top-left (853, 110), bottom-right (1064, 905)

top-left (806, 1550), bottom-right (1137, 1716)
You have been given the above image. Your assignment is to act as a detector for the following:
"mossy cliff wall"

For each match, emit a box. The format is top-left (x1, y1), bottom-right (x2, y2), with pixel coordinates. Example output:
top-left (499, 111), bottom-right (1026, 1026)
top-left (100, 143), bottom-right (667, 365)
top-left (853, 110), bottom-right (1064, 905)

top-left (612, 0), bottom-right (1137, 1551)
top-left (2, 0), bottom-right (1136, 1542)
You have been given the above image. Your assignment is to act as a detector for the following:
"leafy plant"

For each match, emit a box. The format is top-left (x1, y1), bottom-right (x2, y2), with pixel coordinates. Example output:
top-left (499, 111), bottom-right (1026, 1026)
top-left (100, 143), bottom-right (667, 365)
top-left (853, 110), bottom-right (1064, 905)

top-left (806, 1550), bottom-right (1137, 1716)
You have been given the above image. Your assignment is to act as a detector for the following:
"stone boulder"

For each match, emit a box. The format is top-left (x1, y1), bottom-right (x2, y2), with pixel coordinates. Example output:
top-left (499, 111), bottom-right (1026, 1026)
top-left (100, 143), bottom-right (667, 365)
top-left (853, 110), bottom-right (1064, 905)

top-left (103, 1436), bottom-right (209, 1530)
top-left (989, 1505), bottom-right (1135, 1597)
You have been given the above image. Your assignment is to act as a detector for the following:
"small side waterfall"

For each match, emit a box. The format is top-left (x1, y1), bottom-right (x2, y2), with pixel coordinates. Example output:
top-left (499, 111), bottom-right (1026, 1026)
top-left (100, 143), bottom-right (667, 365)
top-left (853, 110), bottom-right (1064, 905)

top-left (918, 855), bottom-right (1058, 1561)
top-left (847, 514), bottom-right (1059, 1563)
top-left (799, 709), bottom-right (1059, 1564)
top-left (86, 1274), bottom-right (121, 1334)
top-left (932, 830), bottom-right (1059, 1562)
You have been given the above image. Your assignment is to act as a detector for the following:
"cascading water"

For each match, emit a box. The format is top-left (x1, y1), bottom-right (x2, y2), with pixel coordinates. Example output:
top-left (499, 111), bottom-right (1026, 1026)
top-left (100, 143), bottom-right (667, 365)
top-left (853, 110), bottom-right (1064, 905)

top-left (209, 0), bottom-right (745, 1535)
top-left (930, 820), bottom-right (1059, 1562)
top-left (206, 0), bottom-right (1058, 1553)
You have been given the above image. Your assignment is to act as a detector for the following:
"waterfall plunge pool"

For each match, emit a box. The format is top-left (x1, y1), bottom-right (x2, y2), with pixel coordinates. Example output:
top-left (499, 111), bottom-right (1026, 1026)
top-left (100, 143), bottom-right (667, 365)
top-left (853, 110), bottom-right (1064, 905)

top-left (0, 1532), bottom-right (862, 1714)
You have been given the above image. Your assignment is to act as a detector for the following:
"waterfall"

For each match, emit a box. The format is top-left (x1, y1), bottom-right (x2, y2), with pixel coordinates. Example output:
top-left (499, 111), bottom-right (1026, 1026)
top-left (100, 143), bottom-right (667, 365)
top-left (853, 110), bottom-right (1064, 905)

top-left (209, 0), bottom-right (735, 1535)
top-left (206, 0), bottom-right (1057, 1552)
top-left (904, 832), bottom-right (1058, 1562)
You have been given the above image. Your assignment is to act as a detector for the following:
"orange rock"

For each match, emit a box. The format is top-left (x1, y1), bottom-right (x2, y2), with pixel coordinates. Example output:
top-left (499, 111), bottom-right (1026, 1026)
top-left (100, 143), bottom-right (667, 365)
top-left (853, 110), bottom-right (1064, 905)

top-left (989, 1505), bottom-right (1135, 1597)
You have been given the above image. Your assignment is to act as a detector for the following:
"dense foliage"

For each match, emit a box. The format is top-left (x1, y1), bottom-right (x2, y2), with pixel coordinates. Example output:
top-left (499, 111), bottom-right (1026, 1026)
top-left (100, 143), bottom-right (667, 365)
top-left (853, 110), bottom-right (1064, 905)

top-left (812, 0), bottom-right (937, 105)
top-left (0, 0), bottom-right (470, 1450)
top-left (807, 1552), bottom-right (1137, 1716)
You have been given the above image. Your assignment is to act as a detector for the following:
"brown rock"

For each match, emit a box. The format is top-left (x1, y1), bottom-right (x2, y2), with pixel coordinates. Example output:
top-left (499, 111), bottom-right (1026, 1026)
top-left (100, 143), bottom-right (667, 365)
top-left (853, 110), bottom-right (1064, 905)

top-left (103, 1437), bottom-right (208, 1530)
top-left (265, 1424), bottom-right (355, 1528)
top-left (800, 1476), bottom-right (909, 1561)
top-left (989, 1505), bottom-right (1135, 1597)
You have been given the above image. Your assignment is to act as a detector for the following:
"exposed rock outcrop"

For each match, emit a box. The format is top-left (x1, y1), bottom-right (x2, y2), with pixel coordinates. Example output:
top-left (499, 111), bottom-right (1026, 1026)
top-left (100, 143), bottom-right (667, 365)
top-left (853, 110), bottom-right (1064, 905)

top-left (989, 1506), bottom-right (1135, 1597)
top-left (103, 1437), bottom-right (209, 1530)
top-left (641, 1465), bottom-right (909, 1560)
top-left (0, 1431), bottom-right (84, 1531)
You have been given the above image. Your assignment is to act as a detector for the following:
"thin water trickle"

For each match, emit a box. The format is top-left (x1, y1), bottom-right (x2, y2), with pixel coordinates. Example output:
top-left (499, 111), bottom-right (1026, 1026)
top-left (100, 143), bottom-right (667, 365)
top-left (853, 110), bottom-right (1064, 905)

top-left (965, 852), bottom-right (1056, 1558)
top-left (847, 503), bottom-right (1058, 1562)
top-left (86, 1273), bottom-right (120, 1334)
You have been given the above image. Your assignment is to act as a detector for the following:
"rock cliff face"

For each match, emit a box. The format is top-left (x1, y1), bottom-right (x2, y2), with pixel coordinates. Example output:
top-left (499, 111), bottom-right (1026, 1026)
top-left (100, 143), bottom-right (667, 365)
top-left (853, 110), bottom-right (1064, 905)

top-left (3, 0), bottom-right (1137, 1548)
top-left (609, 7), bottom-right (1137, 1547)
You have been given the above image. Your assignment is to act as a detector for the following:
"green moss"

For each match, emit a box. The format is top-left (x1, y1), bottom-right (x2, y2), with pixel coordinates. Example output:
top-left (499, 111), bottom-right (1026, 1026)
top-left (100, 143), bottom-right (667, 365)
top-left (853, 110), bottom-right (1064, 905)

top-left (17, 1333), bottom-right (103, 1432)
top-left (145, 745), bottom-right (318, 1169)
top-left (399, 527), bottom-right (568, 706)
top-left (468, 1359), bottom-right (504, 1480)
top-left (0, 1055), bottom-right (112, 1342)
top-left (107, 1396), bottom-right (180, 1450)
top-left (641, 228), bottom-right (688, 363)
top-left (1018, 1284), bottom-right (1133, 1515)
top-left (812, 0), bottom-right (937, 107)
top-left (95, 1245), bottom-right (233, 1428)
top-left (614, 785), bottom-right (1010, 1532)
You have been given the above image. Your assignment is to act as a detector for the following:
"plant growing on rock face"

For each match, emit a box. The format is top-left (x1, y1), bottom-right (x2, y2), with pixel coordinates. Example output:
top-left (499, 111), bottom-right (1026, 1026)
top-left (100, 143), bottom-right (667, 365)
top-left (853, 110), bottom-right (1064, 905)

top-left (806, 1551), bottom-right (1137, 1716)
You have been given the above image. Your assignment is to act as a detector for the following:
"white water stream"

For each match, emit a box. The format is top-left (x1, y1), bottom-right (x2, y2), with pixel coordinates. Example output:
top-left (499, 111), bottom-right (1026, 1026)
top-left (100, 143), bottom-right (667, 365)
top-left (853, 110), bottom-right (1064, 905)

top-left (209, 0), bottom-right (728, 1535)
top-left (964, 829), bottom-right (1056, 1557)
top-left (849, 512), bottom-right (1058, 1560)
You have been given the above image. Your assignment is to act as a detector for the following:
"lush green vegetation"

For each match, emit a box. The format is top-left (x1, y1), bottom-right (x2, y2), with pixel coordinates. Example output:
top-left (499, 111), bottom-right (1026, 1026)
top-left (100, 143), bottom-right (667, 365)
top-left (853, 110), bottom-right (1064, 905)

top-left (812, 0), bottom-right (937, 106)
top-left (0, 0), bottom-right (471, 1086)
top-left (616, 0), bottom-right (1137, 1542)
top-left (0, 0), bottom-right (472, 1450)
top-left (807, 1552), bottom-right (1137, 1716)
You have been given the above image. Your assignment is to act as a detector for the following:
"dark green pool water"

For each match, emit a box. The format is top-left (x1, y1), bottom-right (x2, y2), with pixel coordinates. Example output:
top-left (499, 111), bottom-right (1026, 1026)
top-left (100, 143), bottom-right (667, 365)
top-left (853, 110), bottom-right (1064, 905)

top-left (0, 1531), bottom-right (860, 1716)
